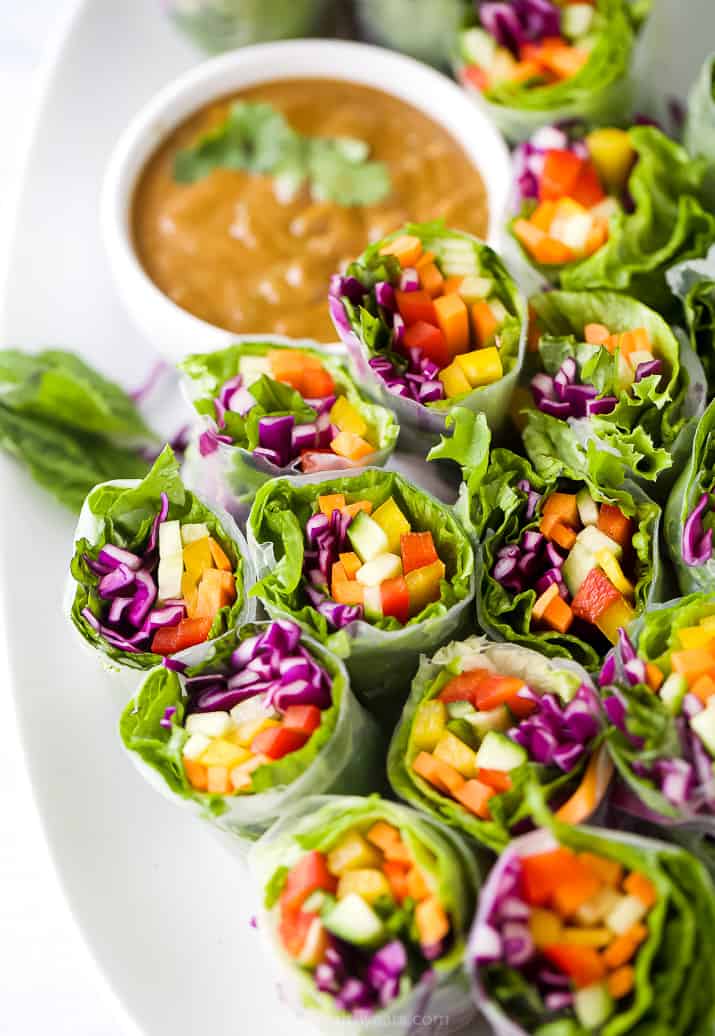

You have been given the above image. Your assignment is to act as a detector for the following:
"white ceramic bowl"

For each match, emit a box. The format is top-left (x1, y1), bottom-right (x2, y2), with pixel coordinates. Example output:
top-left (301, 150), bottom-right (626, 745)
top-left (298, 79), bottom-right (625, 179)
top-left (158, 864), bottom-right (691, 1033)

top-left (101, 38), bottom-right (512, 362)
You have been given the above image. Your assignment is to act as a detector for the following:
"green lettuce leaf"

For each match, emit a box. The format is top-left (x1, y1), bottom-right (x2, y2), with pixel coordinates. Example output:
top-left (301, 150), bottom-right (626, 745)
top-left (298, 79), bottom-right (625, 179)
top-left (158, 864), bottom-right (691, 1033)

top-left (684, 53), bottom-right (715, 207)
top-left (667, 243), bottom-right (715, 398)
top-left (248, 468), bottom-right (475, 717)
top-left (249, 795), bottom-right (479, 1028)
top-left (0, 348), bottom-right (158, 511)
top-left (388, 636), bottom-right (599, 852)
top-left (69, 446), bottom-right (248, 670)
top-left (120, 624), bottom-right (382, 840)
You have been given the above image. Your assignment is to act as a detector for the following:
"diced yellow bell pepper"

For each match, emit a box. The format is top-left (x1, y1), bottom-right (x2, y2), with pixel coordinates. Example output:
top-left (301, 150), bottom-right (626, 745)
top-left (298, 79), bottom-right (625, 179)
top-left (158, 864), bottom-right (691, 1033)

top-left (372, 496), bottom-right (411, 554)
top-left (595, 549), bottom-right (634, 598)
top-left (183, 537), bottom-right (214, 580)
top-left (455, 347), bottom-right (503, 388)
top-left (405, 559), bottom-right (446, 617)
top-left (411, 700), bottom-right (447, 752)
top-left (529, 908), bottom-right (562, 948)
top-left (330, 395), bottom-right (367, 438)
top-left (327, 831), bottom-right (382, 876)
top-left (200, 738), bottom-right (251, 769)
top-left (230, 753), bottom-right (268, 791)
top-left (232, 717), bottom-right (280, 748)
top-left (438, 361), bottom-right (472, 399)
top-left (181, 570), bottom-right (199, 618)
top-left (319, 493), bottom-right (346, 516)
top-left (678, 625), bottom-right (715, 650)
top-left (561, 927), bottom-right (613, 948)
top-left (433, 731), bottom-right (477, 778)
top-left (596, 596), bottom-right (637, 645)
top-left (698, 614), bottom-right (715, 633)
top-left (331, 431), bottom-right (373, 461)
top-left (585, 128), bottom-right (636, 194)
top-left (337, 869), bottom-right (392, 904)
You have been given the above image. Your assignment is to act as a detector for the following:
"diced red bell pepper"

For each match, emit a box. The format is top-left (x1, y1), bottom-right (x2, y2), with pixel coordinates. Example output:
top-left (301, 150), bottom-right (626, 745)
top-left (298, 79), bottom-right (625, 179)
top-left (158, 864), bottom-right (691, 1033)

top-left (570, 159), bottom-right (605, 208)
top-left (151, 616), bottom-right (213, 655)
top-left (571, 568), bottom-right (622, 625)
top-left (439, 668), bottom-right (492, 705)
top-left (283, 704), bottom-right (322, 738)
top-left (278, 908), bottom-right (317, 958)
top-left (380, 576), bottom-right (410, 625)
top-left (401, 531), bottom-right (438, 574)
top-left (542, 945), bottom-right (606, 989)
top-left (395, 289), bottom-right (438, 327)
top-left (251, 726), bottom-right (309, 760)
top-left (474, 675), bottom-right (528, 713)
top-left (280, 850), bottom-right (336, 912)
top-left (539, 149), bottom-right (583, 201)
top-left (461, 65), bottom-right (490, 92)
top-left (403, 321), bottom-right (450, 368)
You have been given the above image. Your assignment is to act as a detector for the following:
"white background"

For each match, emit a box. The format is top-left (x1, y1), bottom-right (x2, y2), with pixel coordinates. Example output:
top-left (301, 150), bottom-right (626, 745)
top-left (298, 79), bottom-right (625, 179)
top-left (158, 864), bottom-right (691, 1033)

top-left (0, 6), bottom-right (134, 1034)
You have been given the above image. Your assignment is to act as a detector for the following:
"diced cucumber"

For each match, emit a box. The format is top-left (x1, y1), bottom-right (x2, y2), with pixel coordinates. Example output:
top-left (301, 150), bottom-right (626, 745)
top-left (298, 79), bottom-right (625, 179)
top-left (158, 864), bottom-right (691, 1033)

top-left (464, 705), bottom-right (510, 736)
top-left (576, 488), bottom-right (599, 527)
top-left (474, 731), bottom-right (528, 772)
top-left (660, 673), bottom-right (687, 715)
top-left (488, 298), bottom-right (508, 324)
top-left (356, 552), bottom-right (402, 587)
top-left (574, 982), bottom-right (614, 1030)
top-left (323, 893), bottom-right (385, 947)
top-left (158, 553), bottom-right (184, 601)
top-left (460, 26), bottom-right (497, 68)
top-left (181, 522), bottom-right (210, 544)
top-left (577, 525), bottom-right (623, 560)
top-left (363, 585), bottom-right (383, 622)
top-left (605, 894), bottom-right (647, 935)
top-left (433, 239), bottom-right (479, 277)
top-left (186, 711), bottom-right (232, 737)
top-left (240, 355), bottom-right (271, 386)
top-left (158, 519), bottom-right (182, 558)
top-left (348, 511), bottom-right (390, 563)
top-left (562, 542), bottom-right (598, 598)
top-left (628, 349), bottom-right (655, 372)
top-left (183, 732), bottom-right (211, 761)
top-left (446, 701), bottom-right (477, 720)
top-left (446, 718), bottom-right (480, 751)
top-left (690, 702), bottom-right (715, 757)
top-left (561, 3), bottom-right (595, 40)
top-left (303, 890), bottom-right (336, 915)
top-left (458, 275), bottom-right (494, 303)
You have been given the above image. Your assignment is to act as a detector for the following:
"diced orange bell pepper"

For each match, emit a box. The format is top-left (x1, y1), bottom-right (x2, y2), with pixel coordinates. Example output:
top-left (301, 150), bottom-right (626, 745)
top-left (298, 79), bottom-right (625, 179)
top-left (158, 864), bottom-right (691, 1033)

top-left (403, 320), bottom-right (450, 367)
top-left (570, 160), bottom-right (605, 208)
top-left (401, 531), bottom-right (438, 574)
top-left (597, 503), bottom-right (633, 548)
top-left (207, 765), bottom-right (232, 794)
top-left (671, 646), bottom-right (715, 682)
top-left (543, 595), bottom-right (574, 634)
top-left (578, 852), bottom-right (622, 887)
top-left (471, 300), bottom-right (499, 347)
top-left (415, 250), bottom-right (436, 269)
top-left (690, 672), bottom-right (715, 703)
top-left (542, 944), bottom-right (606, 988)
top-left (303, 365), bottom-right (335, 399)
top-left (434, 293), bottom-right (470, 355)
top-left (477, 768), bottom-right (513, 793)
top-left (542, 492), bottom-right (580, 529)
top-left (602, 924), bottom-right (648, 969)
top-left (319, 493), bottom-right (345, 517)
top-left (645, 663), bottom-right (663, 691)
top-left (514, 218), bottom-right (547, 255)
top-left (330, 431), bottom-right (373, 461)
top-left (454, 778), bottom-right (495, 819)
top-left (380, 576), bottom-right (410, 625)
top-left (366, 821), bottom-right (400, 851)
top-left (584, 219), bottom-right (609, 255)
top-left (556, 748), bottom-right (614, 825)
top-left (550, 522), bottom-right (578, 551)
top-left (283, 704), bottom-right (322, 738)
top-left (412, 751), bottom-right (465, 797)
top-left (535, 236), bottom-right (576, 265)
top-left (572, 568), bottom-right (622, 625)
top-left (280, 851), bottom-right (336, 912)
top-left (415, 897), bottom-right (450, 947)
top-left (608, 966), bottom-right (635, 999)
top-left (395, 289), bottom-right (438, 327)
top-left (383, 860), bottom-right (410, 902)
top-left (183, 757), bottom-right (208, 791)
top-left (406, 866), bottom-right (431, 901)
top-left (521, 848), bottom-right (582, 905)
top-left (552, 871), bottom-right (603, 918)
top-left (474, 675), bottom-right (527, 712)
top-left (268, 349), bottom-right (307, 392)
top-left (195, 568), bottom-right (236, 619)
top-left (418, 262), bottom-right (445, 299)
top-left (251, 726), bottom-right (308, 760)
top-left (585, 322), bottom-right (610, 345)
top-left (509, 59), bottom-right (544, 83)
top-left (342, 500), bottom-right (373, 519)
top-left (332, 579), bottom-right (365, 606)
top-left (380, 234), bottom-right (423, 267)
top-left (207, 536), bottom-right (232, 571)
top-left (539, 41), bottom-right (589, 80)
top-left (439, 668), bottom-right (491, 706)
top-left (623, 872), bottom-right (657, 909)
top-left (442, 276), bottom-right (464, 295)
top-left (539, 149), bottom-right (583, 201)
top-left (533, 584), bottom-right (560, 622)
top-left (339, 552), bottom-right (361, 579)
top-left (531, 200), bottom-right (558, 232)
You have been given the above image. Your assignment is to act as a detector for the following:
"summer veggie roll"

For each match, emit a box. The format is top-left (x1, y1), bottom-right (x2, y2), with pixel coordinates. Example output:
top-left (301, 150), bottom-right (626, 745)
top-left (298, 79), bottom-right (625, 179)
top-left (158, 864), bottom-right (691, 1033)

top-left (180, 338), bottom-right (398, 519)
top-left (598, 594), bottom-right (715, 829)
top-left (120, 621), bottom-right (382, 840)
top-left (455, 0), bottom-right (642, 143)
top-left (667, 243), bottom-right (715, 400)
top-left (684, 53), bottom-right (715, 206)
top-left (328, 221), bottom-right (527, 449)
top-left (248, 468), bottom-right (475, 718)
top-left (665, 399), bottom-right (715, 594)
top-left (442, 440), bottom-right (663, 668)
top-left (250, 795), bottom-right (478, 1033)
top-left (388, 636), bottom-right (611, 853)
top-left (67, 446), bottom-right (254, 679)
top-left (508, 123), bottom-right (715, 311)
top-left (470, 822), bottom-right (715, 1036)
top-left (521, 290), bottom-right (705, 491)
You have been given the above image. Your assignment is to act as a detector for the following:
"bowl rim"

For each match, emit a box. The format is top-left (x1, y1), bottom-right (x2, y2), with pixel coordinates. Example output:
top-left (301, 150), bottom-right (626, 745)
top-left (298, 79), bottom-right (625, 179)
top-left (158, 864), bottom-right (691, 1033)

top-left (101, 37), bottom-right (512, 350)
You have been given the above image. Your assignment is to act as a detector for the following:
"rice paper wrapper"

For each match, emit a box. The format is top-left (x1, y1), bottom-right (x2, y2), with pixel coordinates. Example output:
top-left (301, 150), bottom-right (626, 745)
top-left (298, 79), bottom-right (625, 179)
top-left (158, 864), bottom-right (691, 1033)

top-left (120, 626), bottom-right (384, 847)
top-left (388, 636), bottom-right (610, 852)
top-left (249, 795), bottom-right (480, 1035)
top-left (684, 52), bottom-right (715, 207)
top-left (64, 462), bottom-right (257, 703)
top-left (667, 243), bottom-right (715, 399)
top-left (247, 467), bottom-right (475, 723)
top-left (469, 819), bottom-right (715, 1036)
top-left (179, 336), bottom-right (398, 526)
top-left (331, 224), bottom-right (527, 454)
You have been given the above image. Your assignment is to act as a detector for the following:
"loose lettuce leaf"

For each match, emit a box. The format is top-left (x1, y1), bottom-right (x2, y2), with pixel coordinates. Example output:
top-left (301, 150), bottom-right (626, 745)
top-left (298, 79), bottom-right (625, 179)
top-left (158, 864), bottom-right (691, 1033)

top-left (665, 399), bottom-right (715, 594)
top-left (388, 637), bottom-right (599, 851)
top-left (510, 127), bottom-right (715, 311)
top-left (69, 446), bottom-right (247, 669)
top-left (247, 468), bottom-right (475, 716)
top-left (0, 348), bottom-right (157, 511)
top-left (250, 795), bottom-right (479, 1028)
top-left (120, 625), bottom-right (382, 839)
top-left (522, 290), bottom-right (706, 493)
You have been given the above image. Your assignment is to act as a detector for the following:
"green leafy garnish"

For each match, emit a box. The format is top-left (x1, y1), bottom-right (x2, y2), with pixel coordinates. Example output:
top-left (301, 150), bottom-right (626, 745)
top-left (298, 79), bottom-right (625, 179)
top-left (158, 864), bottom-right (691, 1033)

top-left (173, 101), bottom-right (391, 207)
